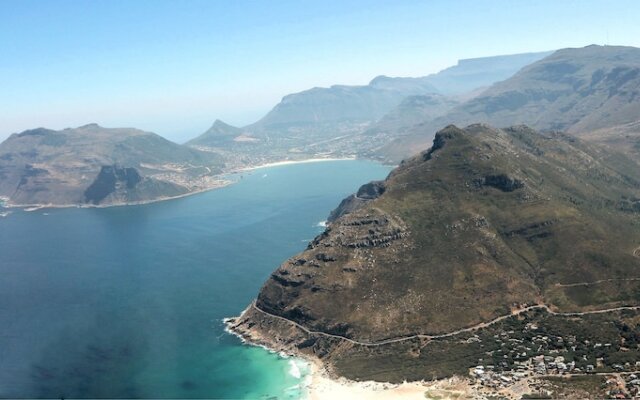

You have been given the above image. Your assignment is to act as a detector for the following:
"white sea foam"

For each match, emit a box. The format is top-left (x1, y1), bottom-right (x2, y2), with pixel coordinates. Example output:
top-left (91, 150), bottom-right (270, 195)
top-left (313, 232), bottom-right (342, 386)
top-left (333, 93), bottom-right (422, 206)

top-left (288, 359), bottom-right (302, 379)
top-left (316, 220), bottom-right (327, 227)
top-left (223, 314), bottom-right (312, 396)
top-left (222, 317), bottom-right (281, 354)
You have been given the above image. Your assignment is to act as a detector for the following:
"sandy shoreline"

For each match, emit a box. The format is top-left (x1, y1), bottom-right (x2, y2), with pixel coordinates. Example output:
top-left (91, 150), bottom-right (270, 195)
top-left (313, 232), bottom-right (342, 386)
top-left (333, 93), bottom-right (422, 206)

top-left (235, 157), bottom-right (357, 172)
top-left (306, 362), bottom-right (471, 400)
top-left (2, 180), bottom-right (234, 211)
top-left (224, 304), bottom-right (474, 400)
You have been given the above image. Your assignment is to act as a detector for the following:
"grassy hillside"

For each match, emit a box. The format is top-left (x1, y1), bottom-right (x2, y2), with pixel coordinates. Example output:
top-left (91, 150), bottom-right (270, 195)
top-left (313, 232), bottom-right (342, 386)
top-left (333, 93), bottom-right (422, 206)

top-left (0, 124), bottom-right (224, 206)
top-left (378, 45), bottom-right (640, 162)
top-left (230, 124), bottom-right (640, 383)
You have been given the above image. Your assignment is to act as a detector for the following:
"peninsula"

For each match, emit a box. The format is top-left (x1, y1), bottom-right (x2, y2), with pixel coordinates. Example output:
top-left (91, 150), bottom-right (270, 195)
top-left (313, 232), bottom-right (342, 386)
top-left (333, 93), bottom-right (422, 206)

top-left (229, 124), bottom-right (640, 399)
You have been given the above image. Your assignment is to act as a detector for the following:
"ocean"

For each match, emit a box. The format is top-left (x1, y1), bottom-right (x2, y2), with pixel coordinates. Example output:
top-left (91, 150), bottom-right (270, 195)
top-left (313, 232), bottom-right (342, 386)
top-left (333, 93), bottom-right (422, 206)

top-left (0, 160), bottom-right (391, 399)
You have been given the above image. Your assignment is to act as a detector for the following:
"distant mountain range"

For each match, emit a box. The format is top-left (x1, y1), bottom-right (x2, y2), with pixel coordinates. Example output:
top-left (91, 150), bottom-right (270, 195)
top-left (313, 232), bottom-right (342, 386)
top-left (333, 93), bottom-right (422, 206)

top-left (247, 76), bottom-right (437, 132)
top-left (378, 45), bottom-right (640, 161)
top-left (247, 51), bottom-right (552, 134)
top-left (0, 124), bottom-right (225, 206)
top-left (6, 45), bottom-right (640, 206)
top-left (187, 50), bottom-right (552, 159)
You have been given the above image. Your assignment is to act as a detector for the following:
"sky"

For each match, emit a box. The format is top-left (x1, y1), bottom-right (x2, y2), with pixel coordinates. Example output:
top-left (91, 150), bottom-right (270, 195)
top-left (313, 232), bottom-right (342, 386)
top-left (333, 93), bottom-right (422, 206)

top-left (1, 0), bottom-right (639, 143)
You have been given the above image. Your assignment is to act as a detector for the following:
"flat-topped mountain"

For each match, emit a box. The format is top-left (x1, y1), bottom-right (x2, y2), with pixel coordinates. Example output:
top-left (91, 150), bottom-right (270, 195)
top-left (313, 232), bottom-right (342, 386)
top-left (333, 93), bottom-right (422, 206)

top-left (230, 124), bottom-right (640, 383)
top-left (0, 124), bottom-right (225, 206)
top-left (379, 45), bottom-right (640, 161)
top-left (422, 50), bottom-right (553, 95)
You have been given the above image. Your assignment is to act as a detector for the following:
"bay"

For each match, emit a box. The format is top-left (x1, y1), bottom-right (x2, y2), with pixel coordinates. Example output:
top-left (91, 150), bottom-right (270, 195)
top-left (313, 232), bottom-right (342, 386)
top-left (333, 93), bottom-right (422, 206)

top-left (0, 160), bottom-right (391, 399)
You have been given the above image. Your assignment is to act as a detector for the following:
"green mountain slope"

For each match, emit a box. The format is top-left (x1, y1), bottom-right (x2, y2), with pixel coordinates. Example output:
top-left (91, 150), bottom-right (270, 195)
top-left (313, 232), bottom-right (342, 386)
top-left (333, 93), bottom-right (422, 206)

top-left (379, 45), bottom-right (640, 162)
top-left (0, 124), bottom-right (225, 206)
top-left (230, 124), bottom-right (640, 382)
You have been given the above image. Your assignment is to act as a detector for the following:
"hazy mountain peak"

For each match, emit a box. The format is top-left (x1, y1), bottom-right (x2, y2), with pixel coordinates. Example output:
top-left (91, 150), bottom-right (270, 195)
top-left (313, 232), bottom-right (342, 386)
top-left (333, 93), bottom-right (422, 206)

top-left (209, 119), bottom-right (238, 132)
top-left (186, 119), bottom-right (247, 147)
top-left (77, 123), bottom-right (102, 129)
top-left (13, 127), bottom-right (57, 138)
top-left (368, 75), bottom-right (390, 85)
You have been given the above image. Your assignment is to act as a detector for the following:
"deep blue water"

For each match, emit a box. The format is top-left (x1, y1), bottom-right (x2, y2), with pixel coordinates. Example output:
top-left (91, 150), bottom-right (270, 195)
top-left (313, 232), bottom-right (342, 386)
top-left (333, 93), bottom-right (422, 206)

top-left (0, 160), bottom-right (391, 399)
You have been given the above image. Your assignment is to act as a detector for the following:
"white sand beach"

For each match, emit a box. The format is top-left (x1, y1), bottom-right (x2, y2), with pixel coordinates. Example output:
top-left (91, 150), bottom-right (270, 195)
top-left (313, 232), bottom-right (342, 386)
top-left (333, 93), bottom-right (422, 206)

top-left (306, 363), bottom-right (472, 400)
top-left (238, 157), bottom-right (357, 172)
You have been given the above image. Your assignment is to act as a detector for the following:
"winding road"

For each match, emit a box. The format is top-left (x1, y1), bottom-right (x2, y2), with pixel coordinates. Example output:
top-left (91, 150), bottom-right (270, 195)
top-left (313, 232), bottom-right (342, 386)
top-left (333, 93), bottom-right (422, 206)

top-left (250, 302), bottom-right (640, 347)
top-left (555, 278), bottom-right (640, 287)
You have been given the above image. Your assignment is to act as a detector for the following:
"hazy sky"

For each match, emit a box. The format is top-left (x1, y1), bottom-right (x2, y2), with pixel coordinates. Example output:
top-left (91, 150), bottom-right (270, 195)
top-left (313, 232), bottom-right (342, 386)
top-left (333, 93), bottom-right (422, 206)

top-left (1, 0), bottom-right (639, 143)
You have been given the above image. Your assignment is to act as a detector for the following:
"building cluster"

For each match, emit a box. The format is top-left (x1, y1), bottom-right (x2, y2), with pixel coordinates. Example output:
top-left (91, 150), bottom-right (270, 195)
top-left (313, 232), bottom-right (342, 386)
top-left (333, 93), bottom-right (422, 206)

top-left (153, 172), bottom-right (230, 191)
top-left (599, 374), bottom-right (640, 399)
top-left (468, 325), bottom-right (640, 392)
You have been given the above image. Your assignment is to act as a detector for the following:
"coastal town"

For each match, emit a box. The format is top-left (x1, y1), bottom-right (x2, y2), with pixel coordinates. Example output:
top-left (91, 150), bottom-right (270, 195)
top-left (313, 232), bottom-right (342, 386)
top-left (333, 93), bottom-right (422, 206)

top-left (466, 319), bottom-right (640, 399)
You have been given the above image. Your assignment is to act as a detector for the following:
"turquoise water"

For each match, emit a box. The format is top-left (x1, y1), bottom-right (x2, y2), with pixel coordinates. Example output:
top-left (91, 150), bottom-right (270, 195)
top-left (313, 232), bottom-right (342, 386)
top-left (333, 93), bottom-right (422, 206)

top-left (0, 160), bottom-right (391, 399)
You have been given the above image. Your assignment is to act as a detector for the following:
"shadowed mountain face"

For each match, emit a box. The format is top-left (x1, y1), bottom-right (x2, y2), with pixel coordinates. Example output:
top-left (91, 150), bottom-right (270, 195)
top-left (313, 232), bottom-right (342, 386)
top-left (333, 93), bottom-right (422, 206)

top-left (231, 124), bottom-right (640, 380)
top-left (378, 45), bottom-right (640, 161)
top-left (0, 124), bottom-right (225, 206)
top-left (364, 93), bottom-right (461, 137)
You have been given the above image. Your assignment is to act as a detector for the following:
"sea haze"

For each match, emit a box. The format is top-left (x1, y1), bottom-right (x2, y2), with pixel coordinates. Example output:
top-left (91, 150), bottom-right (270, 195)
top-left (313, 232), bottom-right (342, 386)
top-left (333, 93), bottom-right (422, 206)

top-left (0, 160), bottom-right (391, 399)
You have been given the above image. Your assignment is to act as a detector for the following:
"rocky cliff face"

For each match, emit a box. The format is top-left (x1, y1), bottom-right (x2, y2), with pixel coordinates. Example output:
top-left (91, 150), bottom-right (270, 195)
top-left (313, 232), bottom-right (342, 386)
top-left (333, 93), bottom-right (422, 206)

top-left (327, 180), bottom-right (386, 222)
top-left (84, 165), bottom-right (142, 204)
top-left (230, 124), bottom-right (640, 382)
top-left (83, 165), bottom-right (188, 205)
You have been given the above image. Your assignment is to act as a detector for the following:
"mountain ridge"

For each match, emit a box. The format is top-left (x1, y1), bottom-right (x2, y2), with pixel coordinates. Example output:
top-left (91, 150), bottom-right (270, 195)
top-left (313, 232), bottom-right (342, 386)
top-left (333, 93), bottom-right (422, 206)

top-left (185, 51), bottom-right (553, 164)
top-left (378, 45), bottom-right (640, 161)
top-left (245, 50), bottom-right (552, 135)
top-left (229, 123), bottom-right (640, 383)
